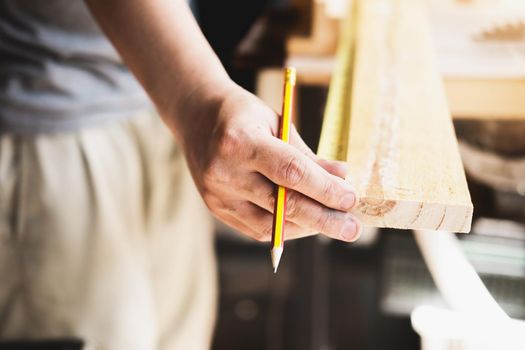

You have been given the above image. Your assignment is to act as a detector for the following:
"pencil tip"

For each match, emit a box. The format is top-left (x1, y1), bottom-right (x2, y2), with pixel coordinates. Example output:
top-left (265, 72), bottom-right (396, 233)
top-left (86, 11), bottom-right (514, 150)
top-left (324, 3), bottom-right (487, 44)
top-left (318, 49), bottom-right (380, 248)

top-left (271, 246), bottom-right (283, 274)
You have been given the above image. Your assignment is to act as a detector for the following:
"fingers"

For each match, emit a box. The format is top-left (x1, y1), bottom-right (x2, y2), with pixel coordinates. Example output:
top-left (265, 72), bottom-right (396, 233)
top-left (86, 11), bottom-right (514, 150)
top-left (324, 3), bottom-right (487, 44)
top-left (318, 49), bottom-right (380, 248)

top-left (252, 136), bottom-right (358, 212)
top-left (289, 125), bottom-right (348, 179)
top-left (217, 201), bottom-right (316, 242)
top-left (235, 173), bottom-right (361, 242)
top-left (283, 191), bottom-right (360, 242)
top-left (316, 159), bottom-right (348, 179)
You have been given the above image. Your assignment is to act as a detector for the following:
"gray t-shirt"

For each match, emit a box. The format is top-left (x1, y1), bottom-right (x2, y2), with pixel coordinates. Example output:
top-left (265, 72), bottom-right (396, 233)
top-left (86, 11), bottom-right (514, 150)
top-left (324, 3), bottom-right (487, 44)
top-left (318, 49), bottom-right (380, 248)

top-left (0, 0), bottom-right (152, 134)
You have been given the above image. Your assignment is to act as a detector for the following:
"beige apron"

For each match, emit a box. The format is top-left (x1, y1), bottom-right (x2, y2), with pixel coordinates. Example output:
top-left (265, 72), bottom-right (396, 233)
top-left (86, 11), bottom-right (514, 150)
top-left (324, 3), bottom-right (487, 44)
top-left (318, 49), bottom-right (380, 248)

top-left (0, 112), bottom-right (217, 350)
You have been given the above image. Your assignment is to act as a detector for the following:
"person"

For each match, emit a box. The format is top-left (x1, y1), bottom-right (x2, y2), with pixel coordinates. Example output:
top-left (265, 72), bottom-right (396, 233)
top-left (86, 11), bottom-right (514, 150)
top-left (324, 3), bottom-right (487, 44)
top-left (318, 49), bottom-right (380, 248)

top-left (0, 0), bottom-right (361, 349)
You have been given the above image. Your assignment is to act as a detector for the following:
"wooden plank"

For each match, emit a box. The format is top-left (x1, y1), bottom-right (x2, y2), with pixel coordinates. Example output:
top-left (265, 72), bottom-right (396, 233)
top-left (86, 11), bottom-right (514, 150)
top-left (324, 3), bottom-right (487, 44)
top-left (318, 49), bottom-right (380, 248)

top-left (444, 78), bottom-right (525, 120)
top-left (285, 0), bottom-right (525, 120)
top-left (256, 69), bottom-right (285, 113)
top-left (255, 69), bottom-right (299, 127)
top-left (286, 55), bottom-right (525, 120)
top-left (426, 0), bottom-right (525, 120)
top-left (345, 0), bottom-right (473, 232)
top-left (287, 0), bottom-right (340, 56)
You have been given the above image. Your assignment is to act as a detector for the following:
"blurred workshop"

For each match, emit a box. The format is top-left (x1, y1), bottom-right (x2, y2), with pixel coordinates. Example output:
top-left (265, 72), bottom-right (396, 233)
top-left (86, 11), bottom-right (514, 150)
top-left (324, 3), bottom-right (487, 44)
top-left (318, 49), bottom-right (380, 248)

top-left (1, 0), bottom-right (525, 349)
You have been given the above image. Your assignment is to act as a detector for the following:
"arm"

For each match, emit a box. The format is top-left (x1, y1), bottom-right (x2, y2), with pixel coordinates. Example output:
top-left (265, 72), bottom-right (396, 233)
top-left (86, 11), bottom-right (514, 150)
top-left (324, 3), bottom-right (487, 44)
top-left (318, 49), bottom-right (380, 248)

top-left (86, 0), bottom-right (361, 242)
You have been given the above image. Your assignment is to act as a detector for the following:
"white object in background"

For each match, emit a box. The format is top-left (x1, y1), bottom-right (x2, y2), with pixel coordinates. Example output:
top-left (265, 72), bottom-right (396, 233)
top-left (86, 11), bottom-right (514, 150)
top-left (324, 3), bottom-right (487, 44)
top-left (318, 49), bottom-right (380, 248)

top-left (413, 230), bottom-right (508, 319)
top-left (412, 306), bottom-right (525, 350)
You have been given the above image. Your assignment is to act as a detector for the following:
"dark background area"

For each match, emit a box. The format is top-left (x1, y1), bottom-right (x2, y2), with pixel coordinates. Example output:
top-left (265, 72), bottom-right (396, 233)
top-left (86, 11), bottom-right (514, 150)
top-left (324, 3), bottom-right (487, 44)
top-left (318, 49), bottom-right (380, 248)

top-left (198, 0), bottom-right (268, 90)
top-left (197, 2), bottom-right (420, 348)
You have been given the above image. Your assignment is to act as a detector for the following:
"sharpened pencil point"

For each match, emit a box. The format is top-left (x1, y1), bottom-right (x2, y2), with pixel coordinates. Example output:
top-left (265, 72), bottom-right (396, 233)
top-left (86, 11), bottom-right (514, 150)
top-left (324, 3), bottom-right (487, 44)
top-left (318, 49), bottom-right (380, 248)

top-left (271, 246), bottom-right (283, 273)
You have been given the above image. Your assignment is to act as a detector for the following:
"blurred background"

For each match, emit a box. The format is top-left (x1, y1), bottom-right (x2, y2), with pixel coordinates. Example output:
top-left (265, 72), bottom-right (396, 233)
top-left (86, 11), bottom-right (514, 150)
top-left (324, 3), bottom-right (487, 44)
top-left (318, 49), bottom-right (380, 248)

top-left (1, 0), bottom-right (524, 349)
top-left (196, 0), bottom-right (525, 349)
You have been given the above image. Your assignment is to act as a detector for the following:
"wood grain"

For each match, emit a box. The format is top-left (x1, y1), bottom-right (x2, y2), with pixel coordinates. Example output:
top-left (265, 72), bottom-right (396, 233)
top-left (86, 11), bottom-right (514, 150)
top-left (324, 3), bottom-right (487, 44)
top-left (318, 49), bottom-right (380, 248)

top-left (346, 0), bottom-right (473, 232)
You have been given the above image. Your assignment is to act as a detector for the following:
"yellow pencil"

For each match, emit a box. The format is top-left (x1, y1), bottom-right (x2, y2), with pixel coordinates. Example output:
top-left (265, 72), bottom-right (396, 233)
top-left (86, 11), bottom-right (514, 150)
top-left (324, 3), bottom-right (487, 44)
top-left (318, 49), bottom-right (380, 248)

top-left (271, 67), bottom-right (296, 273)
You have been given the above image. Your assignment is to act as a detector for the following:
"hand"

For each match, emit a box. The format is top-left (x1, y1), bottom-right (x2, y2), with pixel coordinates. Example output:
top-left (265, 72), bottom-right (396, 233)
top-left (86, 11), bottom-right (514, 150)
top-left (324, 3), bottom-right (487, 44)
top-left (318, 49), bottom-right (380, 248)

top-left (175, 83), bottom-right (361, 242)
top-left (88, 0), bottom-right (360, 241)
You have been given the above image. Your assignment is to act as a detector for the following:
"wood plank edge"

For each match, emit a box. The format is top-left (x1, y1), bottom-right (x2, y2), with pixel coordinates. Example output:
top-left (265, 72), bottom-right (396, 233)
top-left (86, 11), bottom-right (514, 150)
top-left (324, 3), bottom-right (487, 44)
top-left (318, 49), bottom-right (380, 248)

top-left (353, 197), bottom-right (473, 233)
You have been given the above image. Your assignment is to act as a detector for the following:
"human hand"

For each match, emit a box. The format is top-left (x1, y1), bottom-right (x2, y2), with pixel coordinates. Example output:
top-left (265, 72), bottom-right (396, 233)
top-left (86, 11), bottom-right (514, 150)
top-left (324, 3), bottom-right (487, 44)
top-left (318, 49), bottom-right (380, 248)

top-left (175, 83), bottom-right (361, 242)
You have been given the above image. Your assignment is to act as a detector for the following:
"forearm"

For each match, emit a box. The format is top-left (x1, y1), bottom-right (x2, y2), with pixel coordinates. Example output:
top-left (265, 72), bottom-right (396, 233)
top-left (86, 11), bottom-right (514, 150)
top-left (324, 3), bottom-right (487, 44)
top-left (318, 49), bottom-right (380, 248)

top-left (86, 0), bottom-right (234, 139)
top-left (86, 0), bottom-right (361, 244)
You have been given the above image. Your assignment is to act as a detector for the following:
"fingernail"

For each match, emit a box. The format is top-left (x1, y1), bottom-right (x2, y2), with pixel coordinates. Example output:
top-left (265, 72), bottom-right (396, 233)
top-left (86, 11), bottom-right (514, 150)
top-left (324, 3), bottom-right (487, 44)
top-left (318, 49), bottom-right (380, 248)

top-left (339, 192), bottom-right (356, 210)
top-left (341, 220), bottom-right (358, 241)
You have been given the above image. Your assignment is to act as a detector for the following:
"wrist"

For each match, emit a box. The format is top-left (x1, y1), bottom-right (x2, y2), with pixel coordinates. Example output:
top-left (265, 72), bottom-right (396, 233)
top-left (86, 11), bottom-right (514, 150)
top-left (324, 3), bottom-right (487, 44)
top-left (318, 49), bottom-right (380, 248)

top-left (165, 75), bottom-right (239, 145)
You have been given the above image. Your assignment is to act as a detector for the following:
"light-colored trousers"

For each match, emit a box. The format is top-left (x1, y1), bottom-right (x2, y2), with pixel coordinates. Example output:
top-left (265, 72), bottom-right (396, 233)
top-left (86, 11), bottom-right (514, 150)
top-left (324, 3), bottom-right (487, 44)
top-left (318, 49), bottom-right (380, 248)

top-left (0, 112), bottom-right (217, 350)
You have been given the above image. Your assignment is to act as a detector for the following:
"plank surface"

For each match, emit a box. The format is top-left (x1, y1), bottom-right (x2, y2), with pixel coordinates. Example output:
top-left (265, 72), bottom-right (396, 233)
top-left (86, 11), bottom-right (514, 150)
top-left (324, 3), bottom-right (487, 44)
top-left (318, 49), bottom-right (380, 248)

top-left (345, 0), bottom-right (473, 232)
